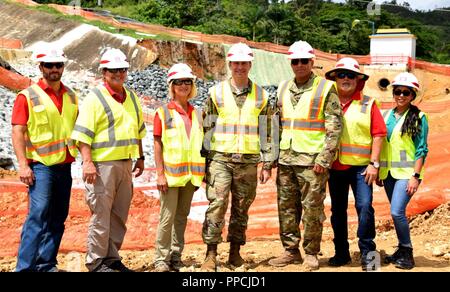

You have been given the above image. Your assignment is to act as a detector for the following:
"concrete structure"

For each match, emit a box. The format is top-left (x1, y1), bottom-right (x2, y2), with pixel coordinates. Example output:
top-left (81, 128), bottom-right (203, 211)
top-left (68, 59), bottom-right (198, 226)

top-left (370, 28), bottom-right (416, 65)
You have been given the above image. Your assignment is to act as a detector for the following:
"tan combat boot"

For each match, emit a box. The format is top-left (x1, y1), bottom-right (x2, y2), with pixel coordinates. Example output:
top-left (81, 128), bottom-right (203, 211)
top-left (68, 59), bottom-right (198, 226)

top-left (228, 242), bottom-right (245, 267)
top-left (304, 254), bottom-right (319, 271)
top-left (268, 249), bottom-right (302, 267)
top-left (200, 244), bottom-right (217, 272)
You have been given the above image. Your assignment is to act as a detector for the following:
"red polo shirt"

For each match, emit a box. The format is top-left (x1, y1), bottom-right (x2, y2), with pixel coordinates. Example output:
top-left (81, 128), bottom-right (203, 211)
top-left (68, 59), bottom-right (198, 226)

top-left (332, 90), bottom-right (387, 170)
top-left (153, 101), bottom-right (194, 138)
top-left (104, 82), bottom-right (126, 103)
top-left (11, 79), bottom-right (75, 164)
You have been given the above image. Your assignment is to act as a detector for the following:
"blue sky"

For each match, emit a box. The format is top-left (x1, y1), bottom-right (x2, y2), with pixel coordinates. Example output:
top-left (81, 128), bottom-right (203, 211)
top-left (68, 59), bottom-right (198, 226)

top-left (331, 0), bottom-right (450, 11)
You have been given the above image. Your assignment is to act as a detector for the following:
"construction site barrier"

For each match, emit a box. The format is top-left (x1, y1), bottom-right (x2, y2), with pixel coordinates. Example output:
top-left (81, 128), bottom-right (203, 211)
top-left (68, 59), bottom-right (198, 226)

top-left (0, 38), bottom-right (23, 49)
top-left (0, 67), bottom-right (33, 91)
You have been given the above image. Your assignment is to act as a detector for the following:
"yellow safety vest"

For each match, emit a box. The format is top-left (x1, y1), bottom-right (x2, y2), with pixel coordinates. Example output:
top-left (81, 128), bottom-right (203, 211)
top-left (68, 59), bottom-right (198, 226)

top-left (279, 77), bottom-right (334, 153)
top-left (379, 109), bottom-right (426, 180)
top-left (338, 96), bottom-right (375, 165)
top-left (21, 83), bottom-right (78, 166)
top-left (210, 81), bottom-right (268, 154)
top-left (71, 85), bottom-right (146, 162)
top-left (158, 105), bottom-right (205, 187)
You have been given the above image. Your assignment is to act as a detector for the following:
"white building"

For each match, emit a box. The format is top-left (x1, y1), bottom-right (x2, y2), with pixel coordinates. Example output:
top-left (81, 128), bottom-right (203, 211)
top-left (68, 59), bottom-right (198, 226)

top-left (369, 28), bottom-right (416, 65)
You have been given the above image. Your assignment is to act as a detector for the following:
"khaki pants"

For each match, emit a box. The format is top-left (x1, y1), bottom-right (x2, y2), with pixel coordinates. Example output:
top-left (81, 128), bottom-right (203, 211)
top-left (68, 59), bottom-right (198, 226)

top-left (154, 182), bottom-right (195, 264)
top-left (84, 160), bottom-right (133, 271)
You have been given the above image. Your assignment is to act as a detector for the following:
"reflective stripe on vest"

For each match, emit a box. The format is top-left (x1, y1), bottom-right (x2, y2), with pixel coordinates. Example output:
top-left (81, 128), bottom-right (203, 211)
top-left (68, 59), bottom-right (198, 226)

top-left (279, 77), bottom-right (332, 153)
top-left (379, 110), bottom-right (425, 180)
top-left (159, 105), bottom-right (205, 187)
top-left (338, 96), bottom-right (374, 165)
top-left (90, 87), bottom-right (139, 149)
top-left (23, 84), bottom-right (78, 165)
top-left (210, 81), bottom-right (267, 154)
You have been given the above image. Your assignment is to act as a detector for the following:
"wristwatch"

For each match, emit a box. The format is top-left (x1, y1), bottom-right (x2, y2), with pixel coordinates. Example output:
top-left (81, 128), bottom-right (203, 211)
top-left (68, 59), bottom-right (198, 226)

top-left (369, 161), bottom-right (380, 169)
top-left (137, 156), bottom-right (145, 161)
top-left (412, 172), bottom-right (420, 179)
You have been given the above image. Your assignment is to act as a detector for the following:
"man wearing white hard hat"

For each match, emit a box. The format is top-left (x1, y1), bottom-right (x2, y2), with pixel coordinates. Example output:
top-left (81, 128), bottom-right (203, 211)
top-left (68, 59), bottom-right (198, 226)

top-left (325, 57), bottom-right (386, 271)
top-left (377, 72), bottom-right (428, 270)
top-left (71, 48), bottom-right (146, 272)
top-left (269, 40), bottom-right (342, 270)
top-left (201, 42), bottom-right (276, 271)
top-left (152, 63), bottom-right (205, 272)
top-left (12, 44), bottom-right (78, 272)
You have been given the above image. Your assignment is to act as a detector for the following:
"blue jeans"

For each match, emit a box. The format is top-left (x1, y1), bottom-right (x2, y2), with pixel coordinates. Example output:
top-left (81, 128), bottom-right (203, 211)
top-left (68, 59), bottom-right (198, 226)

top-left (329, 166), bottom-right (376, 256)
top-left (16, 163), bottom-right (72, 272)
top-left (383, 173), bottom-right (412, 248)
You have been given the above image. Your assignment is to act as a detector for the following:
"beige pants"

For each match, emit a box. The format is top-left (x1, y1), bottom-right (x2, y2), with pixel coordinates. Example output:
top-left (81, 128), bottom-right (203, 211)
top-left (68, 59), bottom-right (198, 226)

top-left (84, 160), bottom-right (133, 271)
top-left (154, 182), bottom-right (195, 264)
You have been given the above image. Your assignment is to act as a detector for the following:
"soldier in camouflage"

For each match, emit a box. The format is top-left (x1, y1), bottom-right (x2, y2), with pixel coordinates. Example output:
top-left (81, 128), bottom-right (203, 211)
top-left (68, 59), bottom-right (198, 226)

top-left (200, 43), bottom-right (277, 271)
top-left (268, 41), bottom-right (342, 270)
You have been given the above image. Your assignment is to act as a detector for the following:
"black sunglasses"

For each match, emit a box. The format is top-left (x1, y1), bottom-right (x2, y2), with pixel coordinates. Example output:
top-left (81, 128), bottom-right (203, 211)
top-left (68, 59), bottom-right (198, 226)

top-left (336, 72), bottom-right (357, 80)
top-left (172, 79), bottom-right (193, 86)
top-left (42, 62), bottom-right (64, 69)
top-left (291, 59), bottom-right (310, 66)
top-left (106, 68), bottom-right (128, 74)
top-left (393, 89), bottom-right (412, 97)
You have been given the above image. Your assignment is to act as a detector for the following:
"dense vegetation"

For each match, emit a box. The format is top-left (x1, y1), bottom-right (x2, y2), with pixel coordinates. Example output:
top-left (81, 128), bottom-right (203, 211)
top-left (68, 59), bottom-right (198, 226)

top-left (35, 0), bottom-right (450, 64)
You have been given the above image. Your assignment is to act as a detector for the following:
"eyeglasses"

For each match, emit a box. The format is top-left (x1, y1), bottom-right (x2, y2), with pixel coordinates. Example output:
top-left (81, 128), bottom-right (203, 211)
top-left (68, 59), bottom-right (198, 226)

top-left (291, 59), bottom-right (310, 66)
top-left (106, 68), bottom-right (128, 74)
top-left (393, 89), bottom-right (412, 97)
top-left (172, 79), bottom-right (193, 86)
top-left (336, 72), bottom-right (357, 80)
top-left (42, 62), bottom-right (64, 69)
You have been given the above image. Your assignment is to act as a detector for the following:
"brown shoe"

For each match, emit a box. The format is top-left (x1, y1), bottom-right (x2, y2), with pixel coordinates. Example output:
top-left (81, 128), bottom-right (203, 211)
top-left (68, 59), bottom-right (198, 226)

top-left (228, 242), bottom-right (245, 267)
top-left (304, 254), bottom-right (319, 271)
top-left (268, 249), bottom-right (302, 267)
top-left (200, 244), bottom-right (217, 272)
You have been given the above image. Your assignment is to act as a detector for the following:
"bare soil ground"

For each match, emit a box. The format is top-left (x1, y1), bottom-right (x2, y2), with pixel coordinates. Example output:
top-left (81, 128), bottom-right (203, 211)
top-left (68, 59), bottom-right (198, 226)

top-left (1, 203), bottom-right (448, 272)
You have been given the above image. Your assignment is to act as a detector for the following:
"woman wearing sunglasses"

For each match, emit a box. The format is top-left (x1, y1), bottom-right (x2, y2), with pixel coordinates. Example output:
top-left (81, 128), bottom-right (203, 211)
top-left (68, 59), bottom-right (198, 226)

top-left (153, 63), bottom-right (205, 272)
top-left (325, 57), bottom-right (387, 271)
top-left (377, 72), bottom-right (429, 270)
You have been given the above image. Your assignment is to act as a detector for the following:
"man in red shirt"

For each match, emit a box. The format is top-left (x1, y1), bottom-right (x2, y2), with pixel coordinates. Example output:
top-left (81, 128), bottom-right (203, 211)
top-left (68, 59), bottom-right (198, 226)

top-left (12, 45), bottom-right (78, 272)
top-left (325, 58), bottom-right (387, 271)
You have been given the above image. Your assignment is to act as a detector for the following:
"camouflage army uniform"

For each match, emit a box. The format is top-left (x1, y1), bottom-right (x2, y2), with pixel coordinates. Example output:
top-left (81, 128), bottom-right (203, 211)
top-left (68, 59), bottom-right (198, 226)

top-left (202, 78), bottom-right (277, 245)
top-left (276, 73), bottom-right (342, 255)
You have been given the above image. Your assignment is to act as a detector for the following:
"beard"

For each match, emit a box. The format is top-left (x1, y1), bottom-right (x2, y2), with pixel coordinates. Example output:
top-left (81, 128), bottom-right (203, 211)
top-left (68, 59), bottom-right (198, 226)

top-left (43, 71), bottom-right (62, 82)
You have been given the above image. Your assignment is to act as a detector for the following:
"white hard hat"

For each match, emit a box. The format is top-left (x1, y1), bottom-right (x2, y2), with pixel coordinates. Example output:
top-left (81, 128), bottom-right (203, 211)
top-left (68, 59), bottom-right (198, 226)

top-left (287, 41), bottom-right (315, 59)
top-left (32, 44), bottom-right (67, 63)
top-left (99, 49), bottom-right (129, 69)
top-left (167, 63), bottom-right (196, 84)
top-left (226, 43), bottom-right (254, 62)
top-left (392, 72), bottom-right (420, 92)
top-left (325, 57), bottom-right (369, 81)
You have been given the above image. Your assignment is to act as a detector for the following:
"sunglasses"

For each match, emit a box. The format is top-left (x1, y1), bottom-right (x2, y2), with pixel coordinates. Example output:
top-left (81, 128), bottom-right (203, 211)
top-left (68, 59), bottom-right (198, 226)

top-left (393, 89), bottom-right (412, 97)
top-left (336, 72), bottom-right (357, 80)
top-left (291, 59), bottom-right (310, 66)
top-left (172, 79), bottom-right (193, 86)
top-left (42, 62), bottom-right (64, 69)
top-left (106, 68), bottom-right (128, 73)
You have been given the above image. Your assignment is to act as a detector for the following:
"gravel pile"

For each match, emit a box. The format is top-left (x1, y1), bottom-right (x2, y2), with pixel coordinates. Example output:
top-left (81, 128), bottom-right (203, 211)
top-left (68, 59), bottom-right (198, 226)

top-left (1, 63), bottom-right (278, 170)
top-left (127, 64), bottom-right (278, 109)
top-left (0, 86), bottom-right (17, 169)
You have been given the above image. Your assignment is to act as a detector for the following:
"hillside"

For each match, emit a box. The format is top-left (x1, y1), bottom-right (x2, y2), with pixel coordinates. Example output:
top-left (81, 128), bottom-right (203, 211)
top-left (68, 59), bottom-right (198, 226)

top-left (33, 0), bottom-right (450, 64)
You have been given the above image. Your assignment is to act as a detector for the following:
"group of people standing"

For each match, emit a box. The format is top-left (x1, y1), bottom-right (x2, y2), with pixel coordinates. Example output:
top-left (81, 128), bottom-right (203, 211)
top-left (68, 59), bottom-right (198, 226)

top-left (11, 39), bottom-right (428, 272)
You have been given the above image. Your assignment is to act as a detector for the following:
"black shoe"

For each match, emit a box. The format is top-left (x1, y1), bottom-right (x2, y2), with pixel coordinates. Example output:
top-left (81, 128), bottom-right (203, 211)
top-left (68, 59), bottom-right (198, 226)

top-left (394, 247), bottom-right (415, 270)
top-left (92, 264), bottom-right (116, 272)
top-left (384, 247), bottom-right (402, 264)
top-left (109, 261), bottom-right (134, 272)
top-left (328, 254), bottom-right (351, 267)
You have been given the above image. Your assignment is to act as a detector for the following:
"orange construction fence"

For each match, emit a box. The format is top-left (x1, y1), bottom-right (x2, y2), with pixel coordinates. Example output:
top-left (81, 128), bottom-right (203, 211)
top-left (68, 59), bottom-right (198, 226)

top-left (0, 38), bottom-right (23, 49)
top-left (0, 67), bottom-right (33, 91)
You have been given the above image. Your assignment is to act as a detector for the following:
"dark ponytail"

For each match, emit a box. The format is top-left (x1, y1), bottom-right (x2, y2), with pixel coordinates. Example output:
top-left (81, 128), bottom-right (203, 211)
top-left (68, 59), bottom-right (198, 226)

top-left (401, 104), bottom-right (422, 139)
